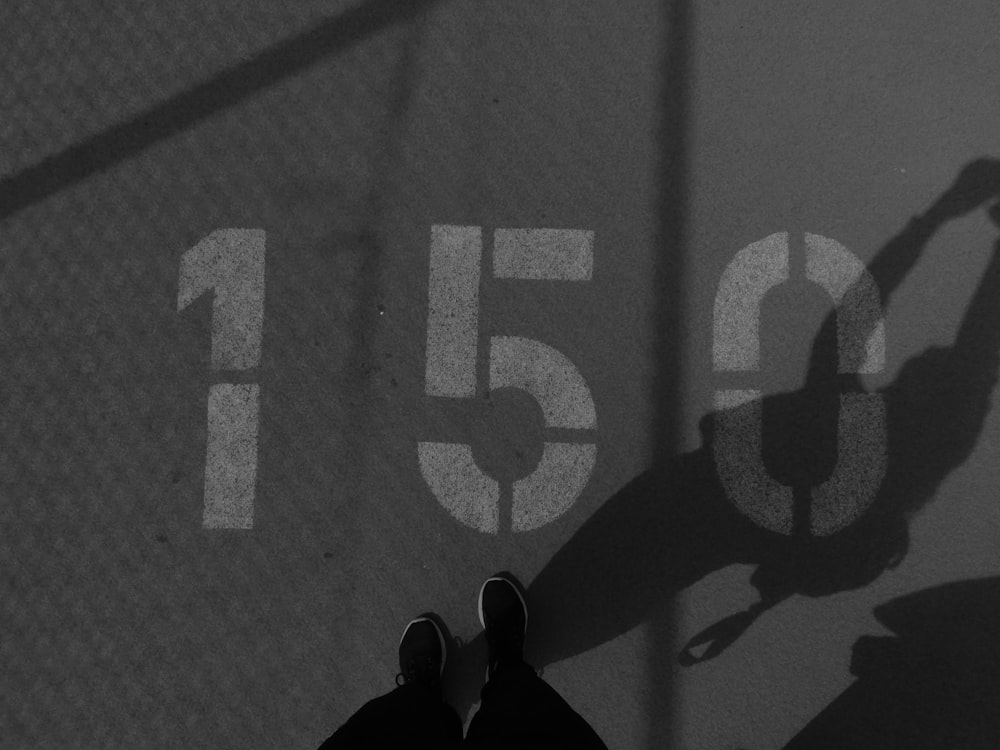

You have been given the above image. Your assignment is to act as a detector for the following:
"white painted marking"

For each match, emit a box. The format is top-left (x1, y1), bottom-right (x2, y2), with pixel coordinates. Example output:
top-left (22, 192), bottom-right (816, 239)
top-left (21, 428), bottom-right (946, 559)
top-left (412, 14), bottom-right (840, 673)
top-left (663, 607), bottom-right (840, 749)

top-left (417, 442), bottom-right (500, 534)
top-left (712, 391), bottom-right (794, 535)
top-left (420, 225), bottom-right (598, 534)
top-left (714, 388), bottom-right (760, 410)
top-left (512, 442), bottom-right (597, 532)
top-left (493, 228), bottom-right (594, 280)
top-left (805, 233), bottom-right (885, 374)
top-left (178, 229), bottom-right (265, 529)
top-left (203, 383), bottom-right (259, 529)
top-left (425, 225), bottom-right (481, 398)
top-left (489, 335), bottom-right (596, 429)
top-left (713, 232), bottom-right (789, 372)
top-left (810, 393), bottom-right (887, 536)
top-left (712, 234), bottom-right (889, 537)
top-left (178, 229), bottom-right (266, 371)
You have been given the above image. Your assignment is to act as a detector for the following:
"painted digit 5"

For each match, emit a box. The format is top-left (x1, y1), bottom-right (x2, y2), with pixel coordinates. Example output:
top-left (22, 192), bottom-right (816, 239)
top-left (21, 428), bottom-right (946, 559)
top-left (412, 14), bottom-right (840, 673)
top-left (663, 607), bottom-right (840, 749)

top-left (418, 225), bottom-right (597, 534)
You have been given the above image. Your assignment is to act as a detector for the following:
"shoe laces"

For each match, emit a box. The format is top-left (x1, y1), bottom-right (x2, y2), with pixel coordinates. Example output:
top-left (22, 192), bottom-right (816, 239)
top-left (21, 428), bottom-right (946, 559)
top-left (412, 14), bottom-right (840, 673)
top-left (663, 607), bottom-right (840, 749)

top-left (395, 653), bottom-right (440, 688)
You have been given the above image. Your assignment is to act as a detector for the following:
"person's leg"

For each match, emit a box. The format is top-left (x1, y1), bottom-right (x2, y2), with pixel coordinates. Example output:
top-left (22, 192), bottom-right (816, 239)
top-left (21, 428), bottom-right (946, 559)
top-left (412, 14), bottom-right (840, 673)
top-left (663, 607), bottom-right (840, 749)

top-left (464, 575), bottom-right (608, 750)
top-left (315, 616), bottom-right (463, 749)
top-left (319, 682), bottom-right (461, 749)
top-left (466, 661), bottom-right (608, 750)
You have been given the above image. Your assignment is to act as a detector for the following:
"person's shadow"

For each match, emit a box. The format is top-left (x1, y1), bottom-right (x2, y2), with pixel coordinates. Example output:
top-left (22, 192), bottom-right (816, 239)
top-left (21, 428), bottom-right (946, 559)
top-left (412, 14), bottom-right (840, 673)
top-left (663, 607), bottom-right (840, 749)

top-left (781, 576), bottom-right (1000, 749)
top-left (440, 158), bottom-right (1000, 718)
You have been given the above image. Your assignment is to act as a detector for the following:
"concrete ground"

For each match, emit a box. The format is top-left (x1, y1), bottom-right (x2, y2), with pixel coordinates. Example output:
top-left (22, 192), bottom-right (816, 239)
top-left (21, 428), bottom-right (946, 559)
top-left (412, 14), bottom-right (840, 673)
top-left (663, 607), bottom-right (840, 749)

top-left (5, 1), bottom-right (1000, 748)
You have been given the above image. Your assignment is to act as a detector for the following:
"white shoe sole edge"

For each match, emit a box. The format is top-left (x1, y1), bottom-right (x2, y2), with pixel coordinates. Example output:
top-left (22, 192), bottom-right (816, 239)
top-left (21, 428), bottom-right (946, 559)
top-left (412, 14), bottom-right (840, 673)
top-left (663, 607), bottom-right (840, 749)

top-left (477, 576), bottom-right (528, 636)
top-left (399, 616), bottom-right (447, 677)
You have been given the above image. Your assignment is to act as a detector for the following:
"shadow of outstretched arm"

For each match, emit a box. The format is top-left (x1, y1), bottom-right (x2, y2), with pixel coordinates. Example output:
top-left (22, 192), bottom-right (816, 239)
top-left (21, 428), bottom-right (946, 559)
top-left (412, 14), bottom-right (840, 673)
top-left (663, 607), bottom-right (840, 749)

top-left (520, 159), bottom-right (1000, 672)
top-left (878, 200), bottom-right (1000, 512)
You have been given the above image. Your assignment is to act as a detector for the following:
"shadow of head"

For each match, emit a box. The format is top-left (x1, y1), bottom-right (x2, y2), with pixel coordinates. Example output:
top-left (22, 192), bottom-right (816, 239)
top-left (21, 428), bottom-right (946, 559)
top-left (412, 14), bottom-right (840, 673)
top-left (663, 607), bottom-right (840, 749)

top-left (524, 159), bottom-right (1000, 670)
top-left (784, 577), bottom-right (1000, 749)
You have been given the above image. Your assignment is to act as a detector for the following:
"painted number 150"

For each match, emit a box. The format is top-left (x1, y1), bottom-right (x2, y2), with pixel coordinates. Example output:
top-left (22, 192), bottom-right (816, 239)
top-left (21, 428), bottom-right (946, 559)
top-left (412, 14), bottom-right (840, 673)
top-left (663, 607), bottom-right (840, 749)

top-left (178, 227), bottom-right (887, 538)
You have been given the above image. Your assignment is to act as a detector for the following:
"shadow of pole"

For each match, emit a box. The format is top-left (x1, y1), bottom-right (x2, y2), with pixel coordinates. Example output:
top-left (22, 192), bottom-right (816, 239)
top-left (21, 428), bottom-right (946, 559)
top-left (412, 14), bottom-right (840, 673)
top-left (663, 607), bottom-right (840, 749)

top-left (0, 0), bottom-right (442, 221)
top-left (649, 0), bottom-right (692, 746)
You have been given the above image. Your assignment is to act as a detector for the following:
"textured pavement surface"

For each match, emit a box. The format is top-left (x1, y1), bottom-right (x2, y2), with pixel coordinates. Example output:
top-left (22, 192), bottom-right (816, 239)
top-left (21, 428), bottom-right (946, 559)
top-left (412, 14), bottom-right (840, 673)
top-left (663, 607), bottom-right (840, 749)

top-left (5, 2), bottom-right (1000, 748)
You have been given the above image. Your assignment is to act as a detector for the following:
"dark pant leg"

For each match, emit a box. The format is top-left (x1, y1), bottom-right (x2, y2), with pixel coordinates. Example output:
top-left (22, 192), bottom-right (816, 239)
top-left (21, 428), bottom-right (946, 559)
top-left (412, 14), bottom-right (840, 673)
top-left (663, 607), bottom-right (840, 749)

top-left (317, 682), bottom-right (463, 750)
top-left (464, 662), bottom-right (608, 750)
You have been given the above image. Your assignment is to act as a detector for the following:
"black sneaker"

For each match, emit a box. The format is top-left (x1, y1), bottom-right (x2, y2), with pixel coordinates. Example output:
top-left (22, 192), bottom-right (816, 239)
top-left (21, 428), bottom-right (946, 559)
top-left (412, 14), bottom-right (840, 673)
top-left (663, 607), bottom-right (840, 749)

top-left (395, 615), bottom-right (447, 692)
top-left (478, 573), bottom-right (528, 678)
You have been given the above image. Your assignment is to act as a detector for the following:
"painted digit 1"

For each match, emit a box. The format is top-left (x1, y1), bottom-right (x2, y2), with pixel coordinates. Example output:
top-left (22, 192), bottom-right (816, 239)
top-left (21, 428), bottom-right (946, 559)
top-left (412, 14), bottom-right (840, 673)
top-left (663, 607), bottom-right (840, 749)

top-left (712, 232), bottom-right (887, 536)
top-left (177, 229), bottom-right (265, 529)
top-left (418, 226), bottom-right (597, 534)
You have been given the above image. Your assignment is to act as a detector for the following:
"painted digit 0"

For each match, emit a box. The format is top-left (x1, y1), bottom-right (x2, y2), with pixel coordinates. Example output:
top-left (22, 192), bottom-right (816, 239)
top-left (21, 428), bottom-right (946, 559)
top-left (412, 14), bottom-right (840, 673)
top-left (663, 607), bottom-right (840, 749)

top-left (712, 233), bottom-right (887, 536)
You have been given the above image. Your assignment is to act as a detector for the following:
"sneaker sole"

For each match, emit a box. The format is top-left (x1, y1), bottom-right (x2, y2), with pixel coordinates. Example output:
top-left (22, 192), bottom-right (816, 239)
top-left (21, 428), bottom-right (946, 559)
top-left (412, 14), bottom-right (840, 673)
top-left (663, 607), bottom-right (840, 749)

top-left (399, 616), bottom-right (447, 677)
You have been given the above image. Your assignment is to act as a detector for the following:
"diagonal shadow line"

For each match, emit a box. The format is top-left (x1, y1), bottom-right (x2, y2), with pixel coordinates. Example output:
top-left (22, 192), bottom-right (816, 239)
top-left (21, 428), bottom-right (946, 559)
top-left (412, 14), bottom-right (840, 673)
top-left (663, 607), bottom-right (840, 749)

top-left (0, 0), bottom-right (442, 221)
